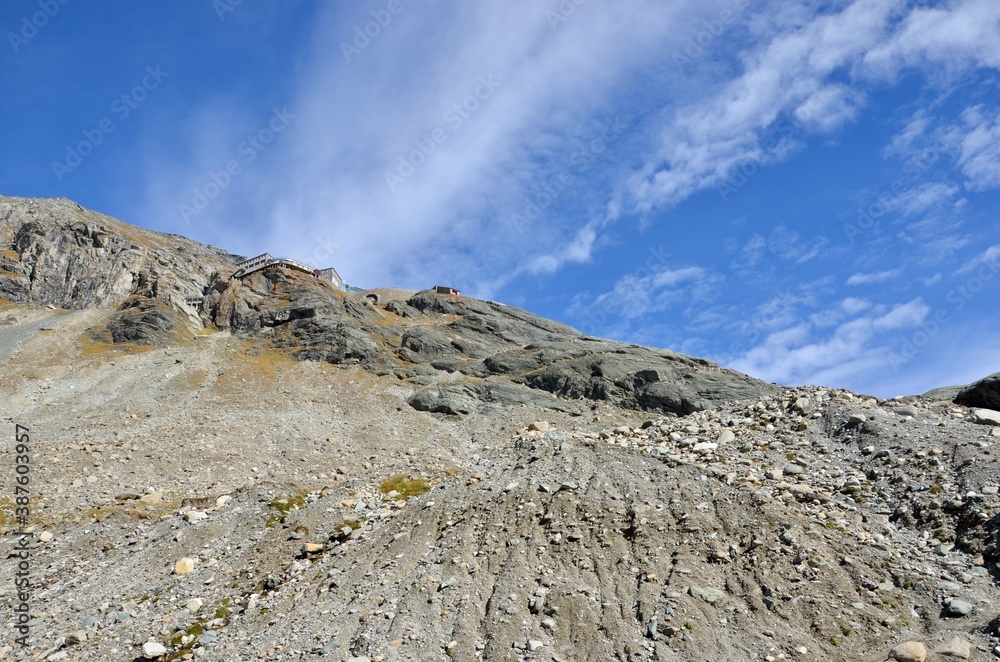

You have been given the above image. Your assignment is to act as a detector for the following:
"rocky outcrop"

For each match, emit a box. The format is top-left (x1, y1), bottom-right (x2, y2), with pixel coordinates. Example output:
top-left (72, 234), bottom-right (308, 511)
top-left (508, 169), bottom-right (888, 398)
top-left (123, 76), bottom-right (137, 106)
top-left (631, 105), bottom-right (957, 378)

top-left (203, 267), bottom-right (394, 367)
top-left (955, 372), bottom-right (1000, 410)
top-left (0, 194), bottom-right (239, 312)
top-left (96, 295), bottom-right (188, 345)
top-left (921, 384), bottom-right (965, 401)
top-left (193, 260), bottom-right (777, 415)
top-left (395, 298), bottom-right (777, 414)
top-left (512, 340), bottom-right (775, 414)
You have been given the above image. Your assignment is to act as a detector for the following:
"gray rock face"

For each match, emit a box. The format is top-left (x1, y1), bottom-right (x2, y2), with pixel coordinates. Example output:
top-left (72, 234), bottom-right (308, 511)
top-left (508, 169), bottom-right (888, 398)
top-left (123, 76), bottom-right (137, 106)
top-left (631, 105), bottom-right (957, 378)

top-left (515, 340), bottom-right (776, 414)
top-left (0, 196), bottom-right (238, 309)
top-left (955, 372), bottom-right (1000, 410)
top-left (393, 296), bottom-right (777, 414)
top-left (922, 385), bottom-right (965, 401)
top-left (198, 265), bottom-right (776, 415)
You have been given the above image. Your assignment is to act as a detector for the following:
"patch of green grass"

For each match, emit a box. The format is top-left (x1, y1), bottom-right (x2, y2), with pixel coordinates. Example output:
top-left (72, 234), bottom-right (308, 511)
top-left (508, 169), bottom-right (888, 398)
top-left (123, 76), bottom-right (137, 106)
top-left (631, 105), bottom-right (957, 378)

top-left (378, 474), bottom-right (431, 500)
top-left (270, 494), bottom-right (306, 513)
top-left (165, 620), bottom-right (208, 661)
top-left (214, 597), bottom-right (233, 620)
top-left (266, 492), bottom-right (307, 526)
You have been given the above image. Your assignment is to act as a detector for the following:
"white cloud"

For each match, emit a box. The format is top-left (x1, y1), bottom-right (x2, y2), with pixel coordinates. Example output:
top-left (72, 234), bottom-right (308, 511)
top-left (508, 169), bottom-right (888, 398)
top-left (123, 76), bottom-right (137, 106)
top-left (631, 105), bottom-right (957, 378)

top-left (811, 296), bottom-right (873, 327)
top-left (525, 222), bottom-right (599, 276)
top-left (768, 226), bottom-right (829, 264)
top-left (885, 182), bottom-right (962, 217)
top-left (630, 0), bottom-right (903, 210)
top-left (734, 235), bottom-right (767, 269)
top-left (956, 244), bottom-right (1000, 275)
top-left (587, 265), bottom-right (713, 321)
top-left (730, 297), bottom-right (931, 387)
top-left (873, 298), bottom-right (930, 330)
top-left (863, 0), bottom-right (1000, 77)
top-left (842, 297), bottom-right (872, 315)
top-left (946, 105), bottom-right (1000, 191)
top-left (652, 266), bottom-right (706, 288)
top-left (567, 262), bottom-right (723, 336)
top-left (884, 110), bottom-right (931, 157)
top-left (795, 84), bottom-right (865, 133)
top-left (846, 269), bottom-right (900, 285)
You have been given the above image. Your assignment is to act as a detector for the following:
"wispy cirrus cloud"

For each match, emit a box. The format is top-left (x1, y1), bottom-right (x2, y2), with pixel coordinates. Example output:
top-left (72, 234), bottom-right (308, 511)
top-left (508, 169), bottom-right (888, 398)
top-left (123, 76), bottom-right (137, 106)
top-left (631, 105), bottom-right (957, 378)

top-left (946, 105), bottom-right (1000, 191)
top-left (956, 244), bottom-right (1000, 275)
top-left (572, 264), bottom-right (717, 323)
top-left (847, 269), bottom-right (900, 285)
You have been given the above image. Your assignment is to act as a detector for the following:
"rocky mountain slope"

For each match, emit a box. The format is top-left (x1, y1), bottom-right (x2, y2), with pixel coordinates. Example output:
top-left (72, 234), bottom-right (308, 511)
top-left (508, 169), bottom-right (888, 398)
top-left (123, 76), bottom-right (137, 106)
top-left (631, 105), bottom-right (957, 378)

top-left (0, 195), bottom-right (998, 662)
top-left (0, 195), bottom-right (777, 417)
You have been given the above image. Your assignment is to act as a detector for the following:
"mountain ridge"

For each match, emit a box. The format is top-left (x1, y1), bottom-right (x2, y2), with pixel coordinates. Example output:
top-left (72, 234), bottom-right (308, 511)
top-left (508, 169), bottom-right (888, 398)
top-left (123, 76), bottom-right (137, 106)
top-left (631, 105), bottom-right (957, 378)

top-left (0, 194), bottom-right (779, 417)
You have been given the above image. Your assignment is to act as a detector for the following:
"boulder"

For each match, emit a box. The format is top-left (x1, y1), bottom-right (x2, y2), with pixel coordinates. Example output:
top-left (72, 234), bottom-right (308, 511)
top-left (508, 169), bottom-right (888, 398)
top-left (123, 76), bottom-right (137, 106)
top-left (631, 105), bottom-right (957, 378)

top-left (889, 641), bottom-right (926, 662)
top-left (970, 408), bottom-right (1000, 426)
top-left (408, 384), bottom-right (480, 415)
top-left (956, 372), bottom-right (1000, 410)
top-left (173, 558), bottom-right (196, 575)
top-left (936, 636), bottom-right (972, 659)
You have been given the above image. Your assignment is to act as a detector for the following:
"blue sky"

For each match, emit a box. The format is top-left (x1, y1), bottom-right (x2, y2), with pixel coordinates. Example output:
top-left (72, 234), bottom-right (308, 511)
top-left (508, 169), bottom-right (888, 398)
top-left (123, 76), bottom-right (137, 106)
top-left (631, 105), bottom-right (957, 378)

top-left (2, 0), bottom-right (999, 397)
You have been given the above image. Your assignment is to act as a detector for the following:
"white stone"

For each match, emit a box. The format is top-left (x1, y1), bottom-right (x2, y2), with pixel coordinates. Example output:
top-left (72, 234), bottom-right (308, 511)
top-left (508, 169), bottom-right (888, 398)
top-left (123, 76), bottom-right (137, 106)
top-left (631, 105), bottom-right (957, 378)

top-left (142, 641), bottom-right (167, 658)
top-left (173, 558), bottom-right (196, 575)
top-left (972, 409), bottom-right (1000, 426)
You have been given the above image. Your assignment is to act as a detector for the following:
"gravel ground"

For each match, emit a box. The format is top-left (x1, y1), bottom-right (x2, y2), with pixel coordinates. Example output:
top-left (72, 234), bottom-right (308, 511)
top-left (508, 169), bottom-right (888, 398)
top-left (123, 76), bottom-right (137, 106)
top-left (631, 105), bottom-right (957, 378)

top-left (0, 304), bottom-right (998, 661)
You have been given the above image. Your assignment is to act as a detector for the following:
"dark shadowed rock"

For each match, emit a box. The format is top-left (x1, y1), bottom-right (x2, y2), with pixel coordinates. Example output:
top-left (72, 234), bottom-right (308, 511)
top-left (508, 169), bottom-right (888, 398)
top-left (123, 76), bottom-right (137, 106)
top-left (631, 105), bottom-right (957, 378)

top-left (516, 340), bottom-right (776, 414)
top-left (408, 383), bottom-right (480, 415)
top-left (409, 380), bottom-right (582, 416)
top-left (101, 296), bottom-right (185, 345)
top-left (955, 372), bottom-right (1000, 410)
